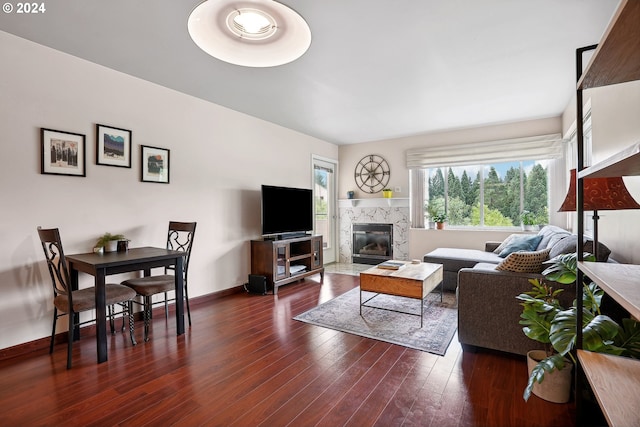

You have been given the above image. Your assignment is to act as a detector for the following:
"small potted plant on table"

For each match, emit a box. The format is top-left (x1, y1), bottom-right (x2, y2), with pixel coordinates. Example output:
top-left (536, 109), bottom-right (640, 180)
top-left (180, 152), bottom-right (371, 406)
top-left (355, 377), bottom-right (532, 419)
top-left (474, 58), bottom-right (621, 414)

top-left (95, 232), bottom-right (126, 253)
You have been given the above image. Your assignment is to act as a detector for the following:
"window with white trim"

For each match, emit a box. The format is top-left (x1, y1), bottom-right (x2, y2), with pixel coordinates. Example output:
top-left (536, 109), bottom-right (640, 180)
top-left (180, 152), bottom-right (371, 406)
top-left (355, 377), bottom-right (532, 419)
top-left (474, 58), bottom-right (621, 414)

top-left (408, 134), bottom-right (564, 229)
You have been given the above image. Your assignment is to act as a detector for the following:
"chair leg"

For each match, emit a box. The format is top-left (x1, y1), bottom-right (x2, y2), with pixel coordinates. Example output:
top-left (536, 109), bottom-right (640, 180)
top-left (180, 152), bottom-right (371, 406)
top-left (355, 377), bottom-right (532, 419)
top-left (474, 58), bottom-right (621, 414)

top-left (185, 285), bottom-right (192, 327)
top-left (50, 309), bottom-right (58, 354)
top-left (144, 296), bottom-right (152, 342)
top-left (128, 301), bottom-right (137, 346)
top-left (67, 312), bottom-right (74, 369)
top-left (164, 292), bottom-right (169, 320)
top-left (109, 305), bottom-right (115, 334)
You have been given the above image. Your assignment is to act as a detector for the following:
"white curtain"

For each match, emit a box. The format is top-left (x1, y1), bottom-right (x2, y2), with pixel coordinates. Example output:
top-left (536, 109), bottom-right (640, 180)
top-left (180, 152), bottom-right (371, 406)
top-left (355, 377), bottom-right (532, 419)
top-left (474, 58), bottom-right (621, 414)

top-left (410, 169), bottom-right (425, 228)
top-left (406, 133), bottom-right (564, 169)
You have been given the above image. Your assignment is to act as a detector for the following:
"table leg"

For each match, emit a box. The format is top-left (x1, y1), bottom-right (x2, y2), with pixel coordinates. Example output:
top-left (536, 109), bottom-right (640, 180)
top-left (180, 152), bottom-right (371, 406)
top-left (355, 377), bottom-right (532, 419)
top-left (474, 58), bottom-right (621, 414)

top-left (95, 269), bottom-right (108, 363)
top-left (174, 256), bottom-right (185, 335)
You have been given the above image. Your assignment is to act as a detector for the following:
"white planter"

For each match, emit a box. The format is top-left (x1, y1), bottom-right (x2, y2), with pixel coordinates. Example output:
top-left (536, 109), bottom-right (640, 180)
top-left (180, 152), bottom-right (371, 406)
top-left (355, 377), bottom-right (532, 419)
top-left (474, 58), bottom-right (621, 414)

top-left (526, 350), bottom-right (573, 403)
top-left (105, 240), bottom-right (118, 252)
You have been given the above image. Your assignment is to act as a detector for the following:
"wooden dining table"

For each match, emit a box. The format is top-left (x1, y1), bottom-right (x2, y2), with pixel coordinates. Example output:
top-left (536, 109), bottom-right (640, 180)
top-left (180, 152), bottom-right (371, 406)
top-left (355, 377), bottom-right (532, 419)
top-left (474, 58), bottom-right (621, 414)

top-left (65, 246), bottom-right (186, 364)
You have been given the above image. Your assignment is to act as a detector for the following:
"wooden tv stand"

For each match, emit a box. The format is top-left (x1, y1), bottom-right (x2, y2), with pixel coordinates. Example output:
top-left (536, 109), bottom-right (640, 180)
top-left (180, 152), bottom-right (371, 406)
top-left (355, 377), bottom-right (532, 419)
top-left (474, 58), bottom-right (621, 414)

top-left (251, 235), bottom-right (324, 294)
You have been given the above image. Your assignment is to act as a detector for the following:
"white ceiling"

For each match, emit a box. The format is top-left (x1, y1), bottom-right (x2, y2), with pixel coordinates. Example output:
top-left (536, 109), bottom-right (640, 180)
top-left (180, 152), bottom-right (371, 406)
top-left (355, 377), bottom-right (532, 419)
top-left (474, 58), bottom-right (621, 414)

top-left (0, 0), bottom-right (619, 145)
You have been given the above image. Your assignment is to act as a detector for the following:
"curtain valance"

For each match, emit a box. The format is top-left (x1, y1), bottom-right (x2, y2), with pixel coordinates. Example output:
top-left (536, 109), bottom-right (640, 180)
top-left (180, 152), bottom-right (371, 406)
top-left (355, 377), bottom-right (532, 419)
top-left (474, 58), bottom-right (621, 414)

top-left (405, 133), bottom-right (564, 169)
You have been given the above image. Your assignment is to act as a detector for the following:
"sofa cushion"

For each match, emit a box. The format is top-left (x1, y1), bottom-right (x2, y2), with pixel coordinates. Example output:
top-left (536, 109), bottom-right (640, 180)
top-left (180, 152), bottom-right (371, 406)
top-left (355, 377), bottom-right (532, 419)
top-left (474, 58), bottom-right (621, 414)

top-left (424, 248), bottom-right (503, 271)
top-left (496, 248), bottom-right (552, 273)
top-left (548, 234), bottom-right (612, 262)
top-left (498, 234), bottom-right (543, 257)
top-left (536, 225), bottom-right (571, 250)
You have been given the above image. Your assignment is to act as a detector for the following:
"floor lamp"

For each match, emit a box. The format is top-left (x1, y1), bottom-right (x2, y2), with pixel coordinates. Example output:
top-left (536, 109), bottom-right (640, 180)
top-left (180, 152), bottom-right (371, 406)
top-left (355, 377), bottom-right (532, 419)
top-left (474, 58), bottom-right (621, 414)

top-left (558, 169), bottom-right (640, 260)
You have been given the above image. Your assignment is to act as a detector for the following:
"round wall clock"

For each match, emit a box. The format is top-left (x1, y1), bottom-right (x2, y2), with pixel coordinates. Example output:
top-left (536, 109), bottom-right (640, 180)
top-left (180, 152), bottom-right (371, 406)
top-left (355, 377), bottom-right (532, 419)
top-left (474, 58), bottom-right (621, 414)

top-left (354, 154), bottom-right (390, 194)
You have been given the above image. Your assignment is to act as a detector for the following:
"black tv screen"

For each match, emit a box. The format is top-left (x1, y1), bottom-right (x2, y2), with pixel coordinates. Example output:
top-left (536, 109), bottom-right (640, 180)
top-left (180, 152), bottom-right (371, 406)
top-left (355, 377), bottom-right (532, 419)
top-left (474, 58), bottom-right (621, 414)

top-left (261, 185), bottom-right (313, 236)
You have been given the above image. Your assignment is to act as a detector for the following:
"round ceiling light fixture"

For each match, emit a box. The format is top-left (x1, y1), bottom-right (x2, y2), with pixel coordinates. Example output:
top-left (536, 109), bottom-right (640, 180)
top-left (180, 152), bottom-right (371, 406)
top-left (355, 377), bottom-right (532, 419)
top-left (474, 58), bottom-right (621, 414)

top-left (188, 0), bottom-right (312, 67)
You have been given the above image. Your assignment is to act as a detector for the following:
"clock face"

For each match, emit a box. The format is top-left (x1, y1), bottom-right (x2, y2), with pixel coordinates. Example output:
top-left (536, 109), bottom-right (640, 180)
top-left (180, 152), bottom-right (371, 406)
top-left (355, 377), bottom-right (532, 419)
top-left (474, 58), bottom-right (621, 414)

top-left (354, 154), bottom-right (390, 194)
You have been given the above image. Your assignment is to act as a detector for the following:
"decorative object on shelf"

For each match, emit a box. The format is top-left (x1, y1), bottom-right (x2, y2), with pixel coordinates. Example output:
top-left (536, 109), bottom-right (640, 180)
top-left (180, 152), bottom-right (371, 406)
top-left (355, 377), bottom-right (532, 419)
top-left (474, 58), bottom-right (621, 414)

top-left (40, 128), bottom-right (86, 177)
top-left (347, 190), bottom-right (355, 199)
top-left (187, 0), bottom-right (311, 67)
top-left (516, 253), bottom-right (640, 403)
top-left (354, 154), bottom-right (390, 194)
top-left (96, 124), bottom-right (132, 168)
top-left (558, 168), bottom-right (640, 258)
top-left (432, 213), bottom-right (447, 229)
top-left (141, 145), bottom-right (170, 184)
top-left (382, 188), bottom-right (393, 198)
top-left (95, 232), bottom-right (127, 253)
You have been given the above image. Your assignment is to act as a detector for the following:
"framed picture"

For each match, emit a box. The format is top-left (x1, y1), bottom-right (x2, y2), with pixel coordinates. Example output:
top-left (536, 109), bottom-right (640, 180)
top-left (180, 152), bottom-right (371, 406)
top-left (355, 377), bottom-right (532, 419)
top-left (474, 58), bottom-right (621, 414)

top-left (41, 128), bottom-right (86, 177)
top-left (96, 124), bottom-right (132, 168)
top-left (141, 145), bottom-right (170, 184)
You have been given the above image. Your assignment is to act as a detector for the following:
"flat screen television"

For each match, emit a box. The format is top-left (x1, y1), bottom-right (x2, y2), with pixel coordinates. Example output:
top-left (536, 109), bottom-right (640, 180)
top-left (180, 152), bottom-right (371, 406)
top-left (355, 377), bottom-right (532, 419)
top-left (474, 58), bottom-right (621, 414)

top-left (261, 185), bottom-right (313, 237)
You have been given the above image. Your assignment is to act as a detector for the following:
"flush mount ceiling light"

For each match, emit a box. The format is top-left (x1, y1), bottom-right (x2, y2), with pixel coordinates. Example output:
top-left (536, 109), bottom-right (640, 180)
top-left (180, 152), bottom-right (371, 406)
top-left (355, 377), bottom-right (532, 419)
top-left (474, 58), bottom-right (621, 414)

top-left (187, 0), bottom-right (311, 67)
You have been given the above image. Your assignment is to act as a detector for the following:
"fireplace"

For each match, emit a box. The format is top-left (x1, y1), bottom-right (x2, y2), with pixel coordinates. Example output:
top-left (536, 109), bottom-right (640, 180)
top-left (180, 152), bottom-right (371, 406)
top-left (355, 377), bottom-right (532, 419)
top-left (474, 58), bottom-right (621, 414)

top-left (352, 223), bottom-right (393, 265)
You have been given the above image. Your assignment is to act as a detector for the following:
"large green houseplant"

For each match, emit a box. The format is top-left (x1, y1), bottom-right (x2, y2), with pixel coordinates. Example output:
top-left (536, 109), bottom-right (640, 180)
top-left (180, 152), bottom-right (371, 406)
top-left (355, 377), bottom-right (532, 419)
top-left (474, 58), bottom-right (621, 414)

top-left (517, 252), bottom-right (640, 401)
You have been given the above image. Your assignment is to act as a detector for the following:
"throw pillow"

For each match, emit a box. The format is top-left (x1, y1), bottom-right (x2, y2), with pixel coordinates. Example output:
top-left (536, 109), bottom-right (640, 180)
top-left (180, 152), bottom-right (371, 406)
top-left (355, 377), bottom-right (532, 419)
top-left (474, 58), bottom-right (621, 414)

top-left (498, 234), bottom-right (544, 258)
top-left (495, 248), bottom-right (552, 273)
top-left (493, 234), bottom-right (519, 254)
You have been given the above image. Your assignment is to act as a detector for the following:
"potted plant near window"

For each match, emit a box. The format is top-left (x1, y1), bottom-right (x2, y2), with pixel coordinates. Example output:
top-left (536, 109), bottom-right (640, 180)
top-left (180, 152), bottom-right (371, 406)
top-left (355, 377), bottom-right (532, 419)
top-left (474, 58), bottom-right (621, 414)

top-left (95, 232), bottom-right (126, 253)
top-left (520, 210), bottom-right (536, 231)
top-left (432, 213), bottom-right (447, 230)
top-left (517, 252), bottom-right (640, 403)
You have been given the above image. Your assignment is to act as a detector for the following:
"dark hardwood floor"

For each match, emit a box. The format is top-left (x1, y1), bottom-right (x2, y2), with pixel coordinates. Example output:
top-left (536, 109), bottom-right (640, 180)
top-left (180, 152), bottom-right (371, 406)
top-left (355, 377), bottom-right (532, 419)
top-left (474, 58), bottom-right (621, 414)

top-left (0, 273), bottom-right (575, 426)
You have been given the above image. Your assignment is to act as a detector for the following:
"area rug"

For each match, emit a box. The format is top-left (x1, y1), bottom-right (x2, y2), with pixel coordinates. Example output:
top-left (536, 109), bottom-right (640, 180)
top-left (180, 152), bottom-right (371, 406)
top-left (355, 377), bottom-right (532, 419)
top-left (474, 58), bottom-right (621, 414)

top-left (294, 288), bottom-right (457, 356)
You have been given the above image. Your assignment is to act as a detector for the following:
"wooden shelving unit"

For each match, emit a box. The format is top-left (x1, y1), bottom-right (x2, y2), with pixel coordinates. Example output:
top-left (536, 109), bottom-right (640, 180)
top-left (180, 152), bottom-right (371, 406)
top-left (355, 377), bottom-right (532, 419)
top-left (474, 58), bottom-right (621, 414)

top-left (574, 1), bottom-right (640, 426)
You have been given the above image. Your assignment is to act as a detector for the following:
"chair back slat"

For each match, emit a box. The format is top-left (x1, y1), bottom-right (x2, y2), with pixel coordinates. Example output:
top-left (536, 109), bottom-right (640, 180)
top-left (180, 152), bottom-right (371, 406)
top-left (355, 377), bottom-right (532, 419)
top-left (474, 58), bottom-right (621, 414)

top-left (37, 227), bottom-right (71, 298)
top-left (166, 222), bottom-right (197, 280)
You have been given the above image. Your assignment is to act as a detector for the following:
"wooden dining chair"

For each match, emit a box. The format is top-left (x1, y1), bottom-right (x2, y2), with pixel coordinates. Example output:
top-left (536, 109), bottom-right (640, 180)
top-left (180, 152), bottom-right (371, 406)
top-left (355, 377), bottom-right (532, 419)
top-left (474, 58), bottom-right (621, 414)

top-left (121, 221), bottom-right (196, 341)
top-left (37, 227), bottom-right (137, 369)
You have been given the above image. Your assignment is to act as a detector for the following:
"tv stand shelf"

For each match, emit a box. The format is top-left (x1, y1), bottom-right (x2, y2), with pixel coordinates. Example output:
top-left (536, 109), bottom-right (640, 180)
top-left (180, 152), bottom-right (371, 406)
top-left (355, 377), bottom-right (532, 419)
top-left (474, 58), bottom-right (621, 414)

top-left (251, 235), bottom-right (324, 295)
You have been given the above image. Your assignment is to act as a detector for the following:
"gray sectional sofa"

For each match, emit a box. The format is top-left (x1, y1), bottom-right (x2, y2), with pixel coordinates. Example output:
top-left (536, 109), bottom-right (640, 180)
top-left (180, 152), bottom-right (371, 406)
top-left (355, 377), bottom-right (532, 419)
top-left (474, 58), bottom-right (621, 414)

top-left (423, 225), bottom-right (611, 356)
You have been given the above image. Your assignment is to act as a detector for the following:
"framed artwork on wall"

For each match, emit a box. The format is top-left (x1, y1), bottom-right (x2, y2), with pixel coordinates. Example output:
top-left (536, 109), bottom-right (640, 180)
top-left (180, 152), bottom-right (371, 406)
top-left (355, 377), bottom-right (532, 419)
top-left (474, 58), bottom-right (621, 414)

top-left (96, 124), bottom-right (132, 168)
top-left (141, 145), bottom-right (170, 184)
top-left (41, 128), bottom-right (86, 177)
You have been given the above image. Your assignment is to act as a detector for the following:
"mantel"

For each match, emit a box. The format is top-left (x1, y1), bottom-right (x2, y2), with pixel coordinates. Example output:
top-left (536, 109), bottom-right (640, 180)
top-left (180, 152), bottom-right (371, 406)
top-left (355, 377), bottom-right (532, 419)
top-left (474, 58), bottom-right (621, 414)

top-left (338, 198), bottom-right (409, 208)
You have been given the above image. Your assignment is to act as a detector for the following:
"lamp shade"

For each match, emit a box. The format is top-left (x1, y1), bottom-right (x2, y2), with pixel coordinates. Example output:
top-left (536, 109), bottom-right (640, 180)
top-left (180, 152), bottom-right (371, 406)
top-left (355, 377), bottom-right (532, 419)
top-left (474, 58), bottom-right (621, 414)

top-left (558, 169), bottom-right (640, 212)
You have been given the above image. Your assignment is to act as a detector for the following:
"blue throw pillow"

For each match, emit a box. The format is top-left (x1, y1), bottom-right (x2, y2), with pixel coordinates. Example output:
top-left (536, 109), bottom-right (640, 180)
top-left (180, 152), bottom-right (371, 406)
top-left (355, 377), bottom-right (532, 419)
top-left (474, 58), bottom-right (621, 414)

top-left (498, 234), bottom-right (543, 258)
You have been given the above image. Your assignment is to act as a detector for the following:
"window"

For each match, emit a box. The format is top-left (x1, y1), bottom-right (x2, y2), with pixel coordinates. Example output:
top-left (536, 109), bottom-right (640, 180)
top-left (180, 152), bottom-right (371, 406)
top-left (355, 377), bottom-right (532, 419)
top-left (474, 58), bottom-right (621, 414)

top-left (421, 160), bottom-right (550, 228)
top-left (407, 133), bottom-right (563, 229)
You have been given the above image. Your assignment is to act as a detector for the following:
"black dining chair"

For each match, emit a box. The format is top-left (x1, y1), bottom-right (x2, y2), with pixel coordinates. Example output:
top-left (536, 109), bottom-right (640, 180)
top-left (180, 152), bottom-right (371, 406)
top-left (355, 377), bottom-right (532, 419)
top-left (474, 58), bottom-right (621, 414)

top-left (37, 227), bottom-right (137, 369)
top-left (121, 221), bottom-right (196, 341)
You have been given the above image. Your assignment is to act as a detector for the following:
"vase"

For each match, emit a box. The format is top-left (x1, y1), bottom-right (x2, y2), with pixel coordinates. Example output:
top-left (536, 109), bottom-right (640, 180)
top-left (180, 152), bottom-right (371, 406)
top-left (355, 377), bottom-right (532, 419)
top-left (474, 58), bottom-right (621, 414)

top-left (105, 240), bottom-right (118, 252)
top-left (526, 350), bottom-right (573, 403)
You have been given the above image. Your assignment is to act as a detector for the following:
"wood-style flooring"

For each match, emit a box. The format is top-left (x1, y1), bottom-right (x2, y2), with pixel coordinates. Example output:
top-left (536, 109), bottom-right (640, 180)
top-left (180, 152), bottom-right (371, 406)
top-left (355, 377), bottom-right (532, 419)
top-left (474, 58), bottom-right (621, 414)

top-left (0, 273), bottom-right (575, 426)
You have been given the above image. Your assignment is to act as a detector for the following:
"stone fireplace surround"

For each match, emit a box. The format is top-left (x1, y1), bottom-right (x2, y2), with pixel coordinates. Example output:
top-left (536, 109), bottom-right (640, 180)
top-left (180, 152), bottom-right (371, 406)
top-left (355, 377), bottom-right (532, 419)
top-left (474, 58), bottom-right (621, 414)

top-left (338, 198), bottom-right (410, 264)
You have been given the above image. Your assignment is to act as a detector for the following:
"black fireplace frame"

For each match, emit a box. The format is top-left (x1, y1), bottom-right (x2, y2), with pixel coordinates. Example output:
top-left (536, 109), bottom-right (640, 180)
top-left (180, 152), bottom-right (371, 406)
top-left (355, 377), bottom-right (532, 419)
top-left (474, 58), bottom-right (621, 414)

top-left (352, 223), bottom-right (393, 265)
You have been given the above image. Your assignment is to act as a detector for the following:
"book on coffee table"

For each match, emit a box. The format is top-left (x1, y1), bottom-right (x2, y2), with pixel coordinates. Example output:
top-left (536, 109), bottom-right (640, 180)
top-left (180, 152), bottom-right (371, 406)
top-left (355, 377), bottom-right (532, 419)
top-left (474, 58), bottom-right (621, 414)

top-left (377, 261), bottom-right (406, 270)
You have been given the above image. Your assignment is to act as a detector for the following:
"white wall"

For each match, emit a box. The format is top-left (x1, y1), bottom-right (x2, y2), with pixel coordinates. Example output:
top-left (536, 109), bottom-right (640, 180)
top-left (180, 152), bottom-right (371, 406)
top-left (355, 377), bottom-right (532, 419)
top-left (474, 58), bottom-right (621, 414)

top-left (338, 117), bottom-right (564, 259)
top-left (0, 31), bottom-right (338, 350)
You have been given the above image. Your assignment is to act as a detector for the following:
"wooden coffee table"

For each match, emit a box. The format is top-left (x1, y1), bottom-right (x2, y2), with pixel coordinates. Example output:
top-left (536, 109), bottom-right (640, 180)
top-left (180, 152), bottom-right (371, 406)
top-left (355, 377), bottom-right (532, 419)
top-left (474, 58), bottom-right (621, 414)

top-left (359, 261), bottom-right (443, 327)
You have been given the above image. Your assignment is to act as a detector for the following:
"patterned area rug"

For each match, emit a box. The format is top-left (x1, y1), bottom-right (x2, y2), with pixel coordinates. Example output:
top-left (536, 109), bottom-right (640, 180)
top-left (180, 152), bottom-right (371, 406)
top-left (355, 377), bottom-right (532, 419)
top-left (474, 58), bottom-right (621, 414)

top-left (294, 287), bottom-right (458, 356)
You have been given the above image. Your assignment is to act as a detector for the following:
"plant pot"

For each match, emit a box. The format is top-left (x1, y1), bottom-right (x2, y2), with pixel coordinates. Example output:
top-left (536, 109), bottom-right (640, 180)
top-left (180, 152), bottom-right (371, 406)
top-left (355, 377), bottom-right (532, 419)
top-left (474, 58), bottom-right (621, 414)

top-left (427, 221), bottom-right (435, 229)
top-left (435, 222), bottom-right (446, 230)
top-left (105, 240), bottom-right (118, 253)
top-left (526, 350), bottom-right (573, 403)
top-left (382, 190), bottom-right (393, 198)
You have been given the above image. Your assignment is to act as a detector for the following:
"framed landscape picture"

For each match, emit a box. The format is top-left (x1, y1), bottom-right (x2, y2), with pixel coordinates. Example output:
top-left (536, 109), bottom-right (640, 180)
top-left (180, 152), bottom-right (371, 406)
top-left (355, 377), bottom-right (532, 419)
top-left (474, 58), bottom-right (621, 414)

top-left (96, 124), bottom-right (131, 168)
top-left (41, 128), bottom-right (86, 177)
top-left (141, 145), bottom-right (170, 184)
